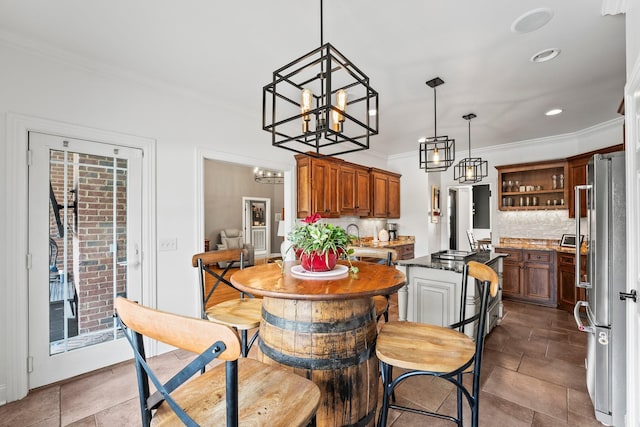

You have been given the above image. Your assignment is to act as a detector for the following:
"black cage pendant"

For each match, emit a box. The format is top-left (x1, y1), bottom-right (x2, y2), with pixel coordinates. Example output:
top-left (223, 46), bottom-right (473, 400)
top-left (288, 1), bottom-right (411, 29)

top-left (419, 77), bottom-right (455, 172)
top-left (454, 113), bottom-right (488, 184)
top-left (262, 0), bottom-right (379, 157)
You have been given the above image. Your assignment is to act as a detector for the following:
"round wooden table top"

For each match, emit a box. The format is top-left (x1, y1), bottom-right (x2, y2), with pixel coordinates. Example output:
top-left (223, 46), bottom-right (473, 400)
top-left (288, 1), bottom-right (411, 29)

top-left (231, 260), bottom-right (406, 300)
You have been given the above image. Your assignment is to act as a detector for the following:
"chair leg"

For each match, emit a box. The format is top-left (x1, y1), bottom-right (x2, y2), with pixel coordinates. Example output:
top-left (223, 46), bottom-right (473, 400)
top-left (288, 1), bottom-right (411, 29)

top-left (457, 373), bottom-right (464, 426)
top-left (377, 362), bottom-right (392, 427)
top-left (240, 329), bottom-right (249, 358)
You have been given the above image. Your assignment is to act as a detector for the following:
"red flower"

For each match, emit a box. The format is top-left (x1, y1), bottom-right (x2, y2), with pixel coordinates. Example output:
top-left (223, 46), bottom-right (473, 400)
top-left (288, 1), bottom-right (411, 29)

top-left (303, 213), bottom-right (322, 224)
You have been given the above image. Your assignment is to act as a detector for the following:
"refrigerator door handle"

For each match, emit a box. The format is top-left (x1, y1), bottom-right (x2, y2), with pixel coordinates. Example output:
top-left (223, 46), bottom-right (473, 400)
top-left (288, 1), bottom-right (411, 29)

top-left (574, 300), bottom-right (595, 333)
top-left (575, 184), bottom-right (592, 289)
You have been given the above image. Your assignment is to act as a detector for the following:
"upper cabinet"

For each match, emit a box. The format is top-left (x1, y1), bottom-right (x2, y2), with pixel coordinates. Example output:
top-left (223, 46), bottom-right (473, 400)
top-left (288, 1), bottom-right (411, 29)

top-left (496, 160), bottom-right (568, 211)
top-left (566, 144), bottom-right (625, 218)
top-left (295, 155), bottom-right (401, 219)
top-left (340, 163), bottom-right (370, 216)
top-left (371, 169), bottom-right (401, 218)
top-left (296, 155), bottom-right (340, 218)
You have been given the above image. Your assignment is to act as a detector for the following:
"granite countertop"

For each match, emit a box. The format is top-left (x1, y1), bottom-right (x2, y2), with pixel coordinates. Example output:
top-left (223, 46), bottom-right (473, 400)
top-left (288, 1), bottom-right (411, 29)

top-left (397, 251), bottom-right (506, 273)
top-left (495, 237), bottom-right (585, 254)
top-left (358, 237), bottom-right (415, 248)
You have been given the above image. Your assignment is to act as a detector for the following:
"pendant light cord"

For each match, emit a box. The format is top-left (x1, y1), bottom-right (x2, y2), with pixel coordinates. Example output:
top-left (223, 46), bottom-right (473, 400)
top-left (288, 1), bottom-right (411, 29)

top-left (468, 119), bottom-right (472, 158)
top-left (320, 0), bottom-right (324, 45)
top-left (433, 87), bottom-right (437, 139)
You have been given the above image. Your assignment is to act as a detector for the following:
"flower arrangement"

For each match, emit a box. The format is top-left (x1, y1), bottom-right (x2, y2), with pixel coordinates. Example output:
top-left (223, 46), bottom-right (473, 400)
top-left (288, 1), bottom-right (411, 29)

top-left (287, 213), bottom-right (358, 274)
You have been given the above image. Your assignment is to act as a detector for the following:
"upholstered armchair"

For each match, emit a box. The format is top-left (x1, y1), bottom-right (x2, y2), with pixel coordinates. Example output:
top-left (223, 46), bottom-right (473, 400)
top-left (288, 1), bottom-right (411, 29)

top-left (216, 229), bottom-right (254, 267)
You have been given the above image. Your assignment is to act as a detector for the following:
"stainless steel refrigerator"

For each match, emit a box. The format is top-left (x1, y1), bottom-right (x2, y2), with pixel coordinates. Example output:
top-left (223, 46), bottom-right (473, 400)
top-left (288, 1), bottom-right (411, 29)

top-left (574, 151), bottom-right (626, 426)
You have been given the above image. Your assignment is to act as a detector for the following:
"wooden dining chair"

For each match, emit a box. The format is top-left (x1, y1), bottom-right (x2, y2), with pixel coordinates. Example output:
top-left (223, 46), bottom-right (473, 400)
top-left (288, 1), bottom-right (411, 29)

top-left (192, 249), bottom-right (261, 357)
top-left (375, 261), bottom-right (499, 427)
top-left (115, 297), bottom-right (320, 427)
top-left (348, 246), bottom-right (398, 322)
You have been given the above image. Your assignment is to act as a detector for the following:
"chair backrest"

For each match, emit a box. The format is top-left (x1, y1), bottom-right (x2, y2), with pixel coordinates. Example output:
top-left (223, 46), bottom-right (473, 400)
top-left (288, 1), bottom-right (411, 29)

top-left (115, 297), bottom-right (242, 426)
top-left (220, 229), bottom-right (245, 249)
top-left (192, 249), bottom-right (252, 318)
top-left (348, 246), bottom-right (398, 266)
top-left (49, 237), bottom-right (58, 271)
top-left (466, 230), bottom-right (478, 251)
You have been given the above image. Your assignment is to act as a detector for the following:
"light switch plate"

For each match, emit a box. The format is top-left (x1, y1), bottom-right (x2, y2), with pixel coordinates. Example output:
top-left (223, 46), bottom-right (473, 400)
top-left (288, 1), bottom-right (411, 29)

top-left (159, 238), bottom-right (177, 251)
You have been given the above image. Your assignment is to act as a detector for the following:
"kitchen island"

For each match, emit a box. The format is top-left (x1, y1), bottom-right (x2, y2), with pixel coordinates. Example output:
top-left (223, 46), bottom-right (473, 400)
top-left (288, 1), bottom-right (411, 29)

top-left (357, 236), bottom-right (415, 259)
top-left (396, 251), bottom-right (506, 337)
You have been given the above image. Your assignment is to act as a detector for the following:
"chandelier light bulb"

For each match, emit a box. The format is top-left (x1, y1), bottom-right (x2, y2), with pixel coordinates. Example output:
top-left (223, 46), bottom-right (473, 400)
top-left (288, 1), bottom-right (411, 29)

top-left (301, 89), bottom-right (313, 133)
top-left (466, 165), bottom-right (474, 179)
top-left (432, 147), bottom-right (440, 164)
top-left (332, 89), bottom-right (348, 131)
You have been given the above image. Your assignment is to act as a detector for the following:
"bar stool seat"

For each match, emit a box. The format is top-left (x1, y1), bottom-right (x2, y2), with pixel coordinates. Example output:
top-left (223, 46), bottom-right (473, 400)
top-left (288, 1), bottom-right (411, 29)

top-left (204, 298), bottom-right (262, 330)
top-left (376, 322), bottom-right (475, 373)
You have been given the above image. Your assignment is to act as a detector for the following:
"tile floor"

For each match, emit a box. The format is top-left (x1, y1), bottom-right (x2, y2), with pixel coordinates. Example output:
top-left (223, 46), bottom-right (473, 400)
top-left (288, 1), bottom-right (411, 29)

top-left (0, 298), bottom-right (602, 426)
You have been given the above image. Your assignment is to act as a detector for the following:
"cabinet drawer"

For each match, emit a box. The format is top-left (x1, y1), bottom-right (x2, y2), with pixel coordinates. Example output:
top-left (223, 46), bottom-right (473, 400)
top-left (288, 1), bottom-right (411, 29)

top-left (396, 244), bottom-right (414, 260)
top-left (558, 253), bottom-right (575, 266)
top-left (495, 247), bottom-right (522, 262)
top-left (525, 251), bottom-right (552, 263)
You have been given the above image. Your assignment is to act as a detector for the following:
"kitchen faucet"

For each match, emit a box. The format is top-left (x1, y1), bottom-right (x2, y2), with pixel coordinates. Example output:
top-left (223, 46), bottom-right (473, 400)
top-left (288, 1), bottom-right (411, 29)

top-left (346, 224), bottom-right (360, 246)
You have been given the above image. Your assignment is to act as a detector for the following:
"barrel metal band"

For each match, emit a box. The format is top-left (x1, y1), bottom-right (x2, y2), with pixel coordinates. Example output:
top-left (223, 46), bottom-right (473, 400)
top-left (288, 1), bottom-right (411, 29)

top-left (344, 408), bottom-right (375, 427)
top-left (261, 307), bottom-right (374, 333)
top-left (258, 337), bottom-right (376, 370)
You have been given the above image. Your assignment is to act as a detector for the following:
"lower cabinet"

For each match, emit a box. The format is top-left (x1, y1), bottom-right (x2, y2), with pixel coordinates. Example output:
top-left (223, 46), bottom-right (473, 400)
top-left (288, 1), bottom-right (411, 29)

top-left (401, 258), bottom-right (503, 338)
top-left (557, 252), bottom-right (587, 312)
top-left (496, 247), bottom-right (556, 307)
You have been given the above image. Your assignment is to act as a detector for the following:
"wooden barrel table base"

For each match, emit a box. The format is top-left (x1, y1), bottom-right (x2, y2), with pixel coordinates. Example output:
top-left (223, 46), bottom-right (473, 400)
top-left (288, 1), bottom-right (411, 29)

top-left (258, 297), bottom-right (378, 427)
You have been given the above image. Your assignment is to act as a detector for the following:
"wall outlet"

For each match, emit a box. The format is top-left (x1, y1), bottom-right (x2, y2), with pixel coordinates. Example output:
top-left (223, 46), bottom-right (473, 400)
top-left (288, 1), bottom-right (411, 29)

top-left (159, 238), bottom-right (177, 251)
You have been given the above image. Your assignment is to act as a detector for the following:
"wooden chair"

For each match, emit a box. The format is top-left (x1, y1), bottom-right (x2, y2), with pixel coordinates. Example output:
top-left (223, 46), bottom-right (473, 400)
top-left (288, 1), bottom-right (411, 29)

top-left (192, 249), bottom-right (261, 357)
top-left (115, 297), bottom-right (320, 427)
top-left (375, 261), bottom-right (499, 427)
top-left (348, 246), bottom-right (398, 322)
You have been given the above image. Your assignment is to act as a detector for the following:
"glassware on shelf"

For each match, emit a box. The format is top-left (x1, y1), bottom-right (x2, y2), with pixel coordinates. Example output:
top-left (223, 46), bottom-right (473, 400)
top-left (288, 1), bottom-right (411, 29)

top-left (507, 180), bottom-right (513, 192)
top-left (552, 175), bottom-right (557, 190)
top-left (514, 180), bottom-right (520, 192)
top-left (559, 174), bottom-right (564, 189)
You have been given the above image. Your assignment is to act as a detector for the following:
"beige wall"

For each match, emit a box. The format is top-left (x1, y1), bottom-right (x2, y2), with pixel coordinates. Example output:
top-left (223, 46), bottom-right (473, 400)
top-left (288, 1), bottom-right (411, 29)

top-left (204, 160), bottom-right (283, 253)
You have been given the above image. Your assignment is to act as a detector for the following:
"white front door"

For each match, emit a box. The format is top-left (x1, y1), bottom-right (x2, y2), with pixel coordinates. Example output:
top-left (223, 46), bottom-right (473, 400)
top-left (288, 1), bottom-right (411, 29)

top-left (28, 132), bottom-right (143, 388)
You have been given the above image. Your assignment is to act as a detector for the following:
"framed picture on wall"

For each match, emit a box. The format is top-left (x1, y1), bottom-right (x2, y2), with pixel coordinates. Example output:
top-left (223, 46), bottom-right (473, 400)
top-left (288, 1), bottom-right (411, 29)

top-left (431, 185), bottom-right (440, 223)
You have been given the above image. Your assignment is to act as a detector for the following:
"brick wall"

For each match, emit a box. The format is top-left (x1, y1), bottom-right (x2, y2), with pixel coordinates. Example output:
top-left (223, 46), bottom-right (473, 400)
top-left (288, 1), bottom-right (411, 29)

top-left (49, 151), bottom-right (127, 334)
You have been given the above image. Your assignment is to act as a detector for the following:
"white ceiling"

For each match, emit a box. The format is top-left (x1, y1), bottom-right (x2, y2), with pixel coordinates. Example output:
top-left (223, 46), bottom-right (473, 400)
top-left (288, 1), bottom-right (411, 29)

top-left (0, 0), bottom-right (626, 156)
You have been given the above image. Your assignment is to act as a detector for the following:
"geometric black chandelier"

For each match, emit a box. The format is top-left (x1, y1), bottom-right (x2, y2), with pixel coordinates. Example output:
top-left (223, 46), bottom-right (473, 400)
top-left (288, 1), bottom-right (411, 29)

top-left (453, 113), bottom-right (488, 184)
top-left (418, 77), bottom-right (455, 172)
top-left (262, 0), bottom-right (379, 157)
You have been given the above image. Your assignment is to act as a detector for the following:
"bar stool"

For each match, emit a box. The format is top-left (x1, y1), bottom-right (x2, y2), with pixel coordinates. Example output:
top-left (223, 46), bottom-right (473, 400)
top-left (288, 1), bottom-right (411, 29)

top-left (192, 249), bottom-right (261, 357)
top-left (376, 261), bottom-right (498, 427)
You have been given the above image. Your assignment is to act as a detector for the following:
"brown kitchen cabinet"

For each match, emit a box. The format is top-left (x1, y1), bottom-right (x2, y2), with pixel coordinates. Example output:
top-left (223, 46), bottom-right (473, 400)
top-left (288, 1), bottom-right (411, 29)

top-left (566, 144), bottom-right (624, 218)
top-left (394, 243), bottom-right (414, 260)
top-left (495, 247), bottom-right (556, 307)
top-left (340, 163), bottom-right (370, 216)
top-left (371, 168), bottom-right (401, 218)
top-left (295, 155), bottom-right (341, 218)
top-left (557, 251), bottom-right (587, 312)
top-left (496, 160), bottom-right (568, 211)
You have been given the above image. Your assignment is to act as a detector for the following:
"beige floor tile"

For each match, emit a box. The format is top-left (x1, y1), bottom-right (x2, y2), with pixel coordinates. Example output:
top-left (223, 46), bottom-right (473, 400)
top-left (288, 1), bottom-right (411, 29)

top-left (518, 355), bottom-right (588, 392)
top-left (60, 363), bottom-right (138, 425)
top-left (0, 385), bottom-right (60, 427)
top-left (482, 366), bottom-right (568, 420)
top-left (531, 411), bottom-right (569, 426)
top-left (94, 397), bottom-right (139, 427)
top-left (546, 340), bottom-right (587, 366)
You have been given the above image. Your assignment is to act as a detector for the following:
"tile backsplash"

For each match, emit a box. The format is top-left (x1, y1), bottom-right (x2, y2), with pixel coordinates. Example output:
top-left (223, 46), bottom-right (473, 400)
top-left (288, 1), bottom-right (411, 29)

top-left (494, 210), bottom-right (586, 242)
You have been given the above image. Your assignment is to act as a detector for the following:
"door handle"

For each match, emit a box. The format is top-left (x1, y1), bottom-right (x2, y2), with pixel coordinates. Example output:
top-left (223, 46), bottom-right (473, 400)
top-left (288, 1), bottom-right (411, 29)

top-left (620, 289), bottom-right (637, 302)
top-left (573, 300), bottom-right (595, 333)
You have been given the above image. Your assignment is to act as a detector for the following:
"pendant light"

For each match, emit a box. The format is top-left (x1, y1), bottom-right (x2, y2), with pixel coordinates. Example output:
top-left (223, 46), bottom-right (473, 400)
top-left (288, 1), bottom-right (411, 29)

top-left (419, 77), bottom-right (455, 172)
top-left (453, 113), bottom-right (488, 183)
top-left (262, 0), bottom-right (379, 157)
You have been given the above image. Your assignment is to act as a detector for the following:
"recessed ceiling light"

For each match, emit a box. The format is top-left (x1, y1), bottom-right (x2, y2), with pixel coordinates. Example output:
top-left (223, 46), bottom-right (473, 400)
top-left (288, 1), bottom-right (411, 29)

top-left (545, 108), bottom-right (563, 116)
top-left (531, 48), bottom-right (561, 63)
top-left (511, 8), bottom-right (554, 33)
top-left (368, 109), bottom-right (377, 116)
